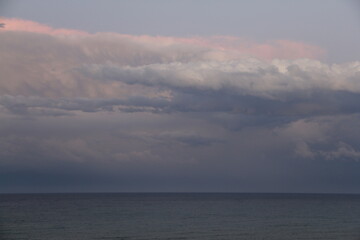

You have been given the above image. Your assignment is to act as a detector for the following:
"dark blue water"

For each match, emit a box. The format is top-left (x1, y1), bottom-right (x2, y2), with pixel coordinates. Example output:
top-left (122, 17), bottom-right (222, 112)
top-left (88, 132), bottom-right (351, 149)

top-left (1, 193), bottom-right (360, 239)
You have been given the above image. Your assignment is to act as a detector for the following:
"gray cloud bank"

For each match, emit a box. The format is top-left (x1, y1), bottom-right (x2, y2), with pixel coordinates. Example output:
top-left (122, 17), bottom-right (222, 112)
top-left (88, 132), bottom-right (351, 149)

top-left (1, 28), bottom-right (360, 193)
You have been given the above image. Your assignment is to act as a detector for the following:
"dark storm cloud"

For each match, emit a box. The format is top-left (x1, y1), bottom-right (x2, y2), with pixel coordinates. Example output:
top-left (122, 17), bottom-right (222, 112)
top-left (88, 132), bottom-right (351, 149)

top-left (3, 89), bottom-right (360, 119)
top-left (1, 18), bottom-right (360, 193)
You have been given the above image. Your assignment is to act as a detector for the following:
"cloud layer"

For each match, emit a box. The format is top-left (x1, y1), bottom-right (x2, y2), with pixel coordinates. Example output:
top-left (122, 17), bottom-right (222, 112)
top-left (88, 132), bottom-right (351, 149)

top-left (1, 18), bottom-right (360, 192)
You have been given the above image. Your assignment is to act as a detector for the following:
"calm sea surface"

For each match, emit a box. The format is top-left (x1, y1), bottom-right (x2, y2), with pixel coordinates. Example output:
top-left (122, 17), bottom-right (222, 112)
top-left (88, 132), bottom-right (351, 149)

top-left (1, 193), bottom-right (360, 240)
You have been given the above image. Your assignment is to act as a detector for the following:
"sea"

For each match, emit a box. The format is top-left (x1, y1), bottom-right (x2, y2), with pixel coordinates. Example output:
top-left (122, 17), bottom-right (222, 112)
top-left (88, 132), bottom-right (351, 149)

top-left (0, 193), bottom-right (360, 240)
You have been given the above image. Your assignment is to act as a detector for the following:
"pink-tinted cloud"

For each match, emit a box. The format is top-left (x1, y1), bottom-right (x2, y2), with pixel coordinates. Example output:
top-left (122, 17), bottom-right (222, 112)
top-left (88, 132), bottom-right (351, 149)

top-left (174, 36), bottom-right (325, 60)
top-left (0, 18), bottom-right (88, 36)
top-left (0, 18), bottom-right (325, 60)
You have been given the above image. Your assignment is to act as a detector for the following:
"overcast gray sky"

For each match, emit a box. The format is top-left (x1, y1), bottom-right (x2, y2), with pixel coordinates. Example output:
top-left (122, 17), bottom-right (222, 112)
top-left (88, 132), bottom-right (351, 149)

top-left (0, 0), bottom-right (360, 193)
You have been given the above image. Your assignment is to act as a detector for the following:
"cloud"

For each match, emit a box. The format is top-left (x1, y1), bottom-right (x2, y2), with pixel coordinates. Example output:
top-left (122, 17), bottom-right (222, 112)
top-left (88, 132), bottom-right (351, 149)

top-left (0, 17), bottom-right (324, 59)
top-left (1, 18), bottom-right (360, 192)
top-left (275, 115), bottom-right (360, 161)
top-left (0, 31), bottom-right (358, 118)
top-left (0, 18), bottom-right (87, 35)
top-left (0, 19), bottom-right (359, 122)
top-left (84, 59), bottom-right (360, 98)
top-left (320, 142), bottom-right (360, 160)
top-left (0, 19), bottom-right (355, 119)
top-left (0, 18), bottom-right (330, 107)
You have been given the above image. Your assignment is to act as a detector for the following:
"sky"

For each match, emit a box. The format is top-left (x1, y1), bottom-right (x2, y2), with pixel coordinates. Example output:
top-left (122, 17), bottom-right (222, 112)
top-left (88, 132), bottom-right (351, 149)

top-left (0, 0), bottom-right (359, 193)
